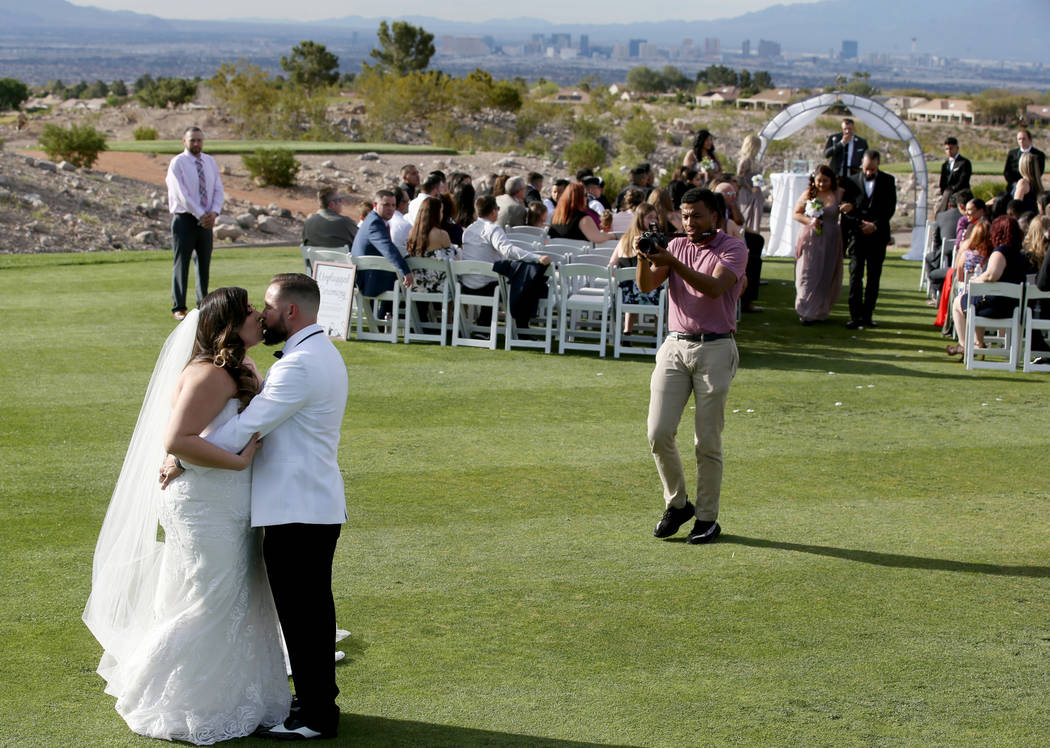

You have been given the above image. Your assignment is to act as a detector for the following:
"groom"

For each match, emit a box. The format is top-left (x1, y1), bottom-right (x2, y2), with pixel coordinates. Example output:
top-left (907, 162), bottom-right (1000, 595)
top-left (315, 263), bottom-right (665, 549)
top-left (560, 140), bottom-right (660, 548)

top-left (208, 273), bottom-right (348, 740)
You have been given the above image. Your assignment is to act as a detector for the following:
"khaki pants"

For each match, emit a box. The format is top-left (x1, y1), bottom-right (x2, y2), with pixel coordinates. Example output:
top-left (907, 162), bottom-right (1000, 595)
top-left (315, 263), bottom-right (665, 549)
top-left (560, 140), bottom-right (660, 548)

top-left (647, 335), bottom-right (738, 521)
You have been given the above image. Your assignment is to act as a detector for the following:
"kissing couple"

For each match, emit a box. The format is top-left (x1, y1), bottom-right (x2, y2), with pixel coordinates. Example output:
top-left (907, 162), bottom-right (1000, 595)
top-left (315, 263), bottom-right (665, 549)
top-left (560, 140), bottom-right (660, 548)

top-left (84, 273), bottom-right (348, 743)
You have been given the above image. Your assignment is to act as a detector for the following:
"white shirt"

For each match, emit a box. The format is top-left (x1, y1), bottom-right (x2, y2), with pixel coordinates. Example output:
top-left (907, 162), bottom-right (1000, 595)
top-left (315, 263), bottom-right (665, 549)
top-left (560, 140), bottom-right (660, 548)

top-left (166, 150), bottom-right (224, 218)
top-left (864, 177), bottom-right (875, 198)
top-left (460, 217), bottom-right (543, 289)
top-left (587, 196), bottom-right (605, 217)
top-left (405, 193), bottom-right (428, 226)
top-left (543, 197), bottom-right (557, 224)
top-left (388, 210), bottom-right (412, 255)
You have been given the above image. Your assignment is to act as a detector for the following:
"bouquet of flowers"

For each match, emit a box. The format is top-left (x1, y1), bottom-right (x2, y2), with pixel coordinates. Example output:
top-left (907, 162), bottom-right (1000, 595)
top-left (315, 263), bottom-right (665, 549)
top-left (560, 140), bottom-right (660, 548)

top-left (700, 158), bottom-right (716, 173)
top-left (804, 198), bottom-right (825, 235)
top-left (751, 174), bottom-right (765, 188)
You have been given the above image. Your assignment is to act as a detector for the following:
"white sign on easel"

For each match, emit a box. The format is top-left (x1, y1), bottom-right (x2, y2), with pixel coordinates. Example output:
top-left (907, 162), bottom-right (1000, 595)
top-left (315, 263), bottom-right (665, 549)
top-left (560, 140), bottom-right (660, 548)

top-left (312, 261), bottom-right (356, 340)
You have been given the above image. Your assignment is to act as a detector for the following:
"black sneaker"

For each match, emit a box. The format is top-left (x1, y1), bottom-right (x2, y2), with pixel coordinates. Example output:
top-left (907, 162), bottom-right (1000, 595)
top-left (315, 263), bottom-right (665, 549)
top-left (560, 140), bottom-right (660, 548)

top-left (686, 520), bottom-right (721, 544)
top-left (653, 501), bottom-right (695, 538)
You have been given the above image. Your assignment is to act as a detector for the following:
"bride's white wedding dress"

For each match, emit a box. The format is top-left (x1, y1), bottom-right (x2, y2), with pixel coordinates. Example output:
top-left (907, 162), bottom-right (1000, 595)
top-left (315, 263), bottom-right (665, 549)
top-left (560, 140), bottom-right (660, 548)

top-left (85, 312), bottom-right (289, 744)
top-left (98, 399), bottom-right (290, 744)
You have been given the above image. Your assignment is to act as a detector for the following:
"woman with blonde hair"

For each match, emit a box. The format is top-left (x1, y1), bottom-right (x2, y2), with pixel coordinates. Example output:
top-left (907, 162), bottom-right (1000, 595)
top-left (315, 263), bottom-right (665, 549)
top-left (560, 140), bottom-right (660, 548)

top-left (736, 134), bottom-right (764, 233)
top-left (1014, 152), bottom-right (1044, 215)
top-left (646, 187), bottom-right (682, 232)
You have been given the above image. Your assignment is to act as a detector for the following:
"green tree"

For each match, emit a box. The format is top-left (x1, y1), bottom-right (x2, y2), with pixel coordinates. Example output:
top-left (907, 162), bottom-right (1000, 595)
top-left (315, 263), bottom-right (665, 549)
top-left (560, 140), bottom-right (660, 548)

top-left (110, 80), bottom-right (128, 97)
top-left (660, 65), bottom-right (692, 91)
top-left (626, 66), bottom-right (666, 93)
top-left (697, 65), bottom-right (738, 87)
top-left (367, 21), bottom-right (435, 77)
top-left (563, 137), bottom-right (607, 171)
top-left (84, 80), bottom-right (108, 99)
top-left (135, 75), bottom-right (197, 107)
top-left (39, 123), bottom-right (107, 167)
top-left (0, 78), bottom-right (30, 110)
top-left (752, 71), bottom-right (774, 90)
top-left (281, 40), bottom-right (339, 95)
top-left (621, 113), bottom-right (658, 159)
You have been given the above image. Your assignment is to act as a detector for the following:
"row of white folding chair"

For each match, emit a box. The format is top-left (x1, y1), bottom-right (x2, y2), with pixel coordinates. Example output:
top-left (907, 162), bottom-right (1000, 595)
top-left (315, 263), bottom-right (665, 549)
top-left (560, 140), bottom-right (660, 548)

top-left (918, 221), bottom-right (933, 292)
top-left (962, 280), bottom-right (1050, 372)
top-left (302, 244), bottom-right (350, 275)
top-left (505, 225), bottom-right (548, 241)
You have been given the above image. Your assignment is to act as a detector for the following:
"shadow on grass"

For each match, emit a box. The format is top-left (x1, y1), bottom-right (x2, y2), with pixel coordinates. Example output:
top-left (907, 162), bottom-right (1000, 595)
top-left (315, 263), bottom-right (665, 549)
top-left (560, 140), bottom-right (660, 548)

top-left (334, 713), bottom-right (642, 747)
top-left (719, 534), bottom-right (1050, 577)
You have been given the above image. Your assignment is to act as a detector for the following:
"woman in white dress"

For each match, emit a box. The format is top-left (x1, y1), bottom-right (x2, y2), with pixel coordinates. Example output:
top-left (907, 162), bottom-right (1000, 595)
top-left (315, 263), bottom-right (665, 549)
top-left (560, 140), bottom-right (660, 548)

top-left (83, 287), bottom-right (290, 745)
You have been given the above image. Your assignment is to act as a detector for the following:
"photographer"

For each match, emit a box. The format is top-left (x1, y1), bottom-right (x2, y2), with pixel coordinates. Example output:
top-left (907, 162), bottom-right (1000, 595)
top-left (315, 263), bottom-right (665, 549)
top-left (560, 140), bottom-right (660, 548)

top-left (637, 188), bottom-right (747, 545)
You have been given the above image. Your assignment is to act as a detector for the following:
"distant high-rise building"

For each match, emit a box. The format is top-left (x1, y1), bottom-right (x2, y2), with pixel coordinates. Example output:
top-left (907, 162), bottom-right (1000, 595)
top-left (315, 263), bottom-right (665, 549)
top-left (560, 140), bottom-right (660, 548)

top-left (757, 39), bottom-right (781, 59)
top-left (551, 33), bottom-right (571, 50)
top-left (704, 38), bottom-right (721, 57)
top-left (629, 38), bottom-right (647, 58)
top-left (579, 34), bottom-right (589, 56)
top-left (742, 40), bottom-right (751, 57)
top-left (841, 40), bottom-right (858, 60)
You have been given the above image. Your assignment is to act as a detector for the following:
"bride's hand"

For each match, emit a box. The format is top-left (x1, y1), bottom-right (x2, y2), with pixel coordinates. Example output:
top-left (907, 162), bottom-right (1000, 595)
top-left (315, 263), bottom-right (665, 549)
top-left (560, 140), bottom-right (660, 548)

top-left (159, 454), bottom-right (184, 490)
top-left (236, 432), bottom-right (263, 469)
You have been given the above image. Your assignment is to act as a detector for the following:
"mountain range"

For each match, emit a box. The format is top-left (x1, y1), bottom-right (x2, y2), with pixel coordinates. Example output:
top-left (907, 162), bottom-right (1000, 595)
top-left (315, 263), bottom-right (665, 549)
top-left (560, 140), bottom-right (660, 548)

top-left (0, 0), bottom-right (1045, 63)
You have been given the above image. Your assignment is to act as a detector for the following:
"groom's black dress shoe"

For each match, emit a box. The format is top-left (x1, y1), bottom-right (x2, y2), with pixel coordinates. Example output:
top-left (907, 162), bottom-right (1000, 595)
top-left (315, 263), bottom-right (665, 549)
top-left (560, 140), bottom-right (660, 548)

top-left (256, 716), bottom-right (335, 740)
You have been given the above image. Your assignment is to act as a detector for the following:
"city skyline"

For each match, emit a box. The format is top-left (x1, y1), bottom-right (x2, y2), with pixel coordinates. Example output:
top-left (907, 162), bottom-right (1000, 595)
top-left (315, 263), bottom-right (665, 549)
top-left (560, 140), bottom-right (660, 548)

top-left (67, 0), bottom-right (823, 24)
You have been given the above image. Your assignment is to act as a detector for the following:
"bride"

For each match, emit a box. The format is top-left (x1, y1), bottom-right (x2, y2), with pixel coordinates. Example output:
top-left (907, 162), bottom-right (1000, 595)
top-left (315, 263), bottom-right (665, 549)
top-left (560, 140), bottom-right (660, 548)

top-left (83, 287), bottom-right (290, 744)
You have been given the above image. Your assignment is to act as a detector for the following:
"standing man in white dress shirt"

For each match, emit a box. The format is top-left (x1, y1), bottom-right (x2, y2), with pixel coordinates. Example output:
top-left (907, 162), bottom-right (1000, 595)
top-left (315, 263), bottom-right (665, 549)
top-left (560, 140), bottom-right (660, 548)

top-left (165, 127), bottom-right (224, 321)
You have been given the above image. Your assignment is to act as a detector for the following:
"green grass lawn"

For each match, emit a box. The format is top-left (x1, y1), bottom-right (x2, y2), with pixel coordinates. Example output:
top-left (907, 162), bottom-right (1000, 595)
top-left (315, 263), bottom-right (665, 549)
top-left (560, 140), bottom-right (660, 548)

top-left (2, 247), bottom-right (1048, 746)
top-left (103, 141), bottom-right (459, 155)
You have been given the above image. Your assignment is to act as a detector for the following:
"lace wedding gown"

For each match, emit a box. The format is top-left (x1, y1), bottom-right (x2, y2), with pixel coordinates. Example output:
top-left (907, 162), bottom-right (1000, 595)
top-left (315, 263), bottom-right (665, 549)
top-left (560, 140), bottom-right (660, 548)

top-left (98, 399), bottom-right (290, 745)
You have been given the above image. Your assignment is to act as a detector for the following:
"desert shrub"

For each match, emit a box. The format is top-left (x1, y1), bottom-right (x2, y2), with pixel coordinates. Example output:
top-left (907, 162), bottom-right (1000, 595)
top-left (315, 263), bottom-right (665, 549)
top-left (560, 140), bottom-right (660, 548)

top-left (38, 123), bottom-right (107, 168)
top-left (563, 137), bottom-right (607, 171)
top-left (242, 148), bottom-right (300, 187)
top-left (621, 113), bottom-right (658, 159)
top-left (971, 181), bottom-right (1005, 203)
top-left (133, 126), bottom-right (158, 141)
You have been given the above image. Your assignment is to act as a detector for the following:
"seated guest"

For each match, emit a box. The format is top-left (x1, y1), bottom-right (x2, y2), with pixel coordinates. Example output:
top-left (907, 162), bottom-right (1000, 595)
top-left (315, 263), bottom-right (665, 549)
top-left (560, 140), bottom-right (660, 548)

top-left (665, 165), bottom-right (697, 210)
top-left (406, 172), bottom-right (446, 225)
top-left (582, 176), bottom-right (608, 215)
top-left (492, 174), bottom-right (509, 197)
top-left (406, 195), bottom-right (458, 295)
top-left (647, 187), bottom-right (683, 233)
top-left (544, 179), bottom-right (569, 224)
top-left (526, 201), bottom-right (548, 229)
top-left (496, 176), bottom-right (529, 229)
top-left (525, 172), bottom-right (544, 204)
top-left (350, 189), bottom-right (414, 301)
top-left (1037, 191), bottom-right (1050, 217)
top-left (926, 190), bottom-right (969, 292)
top-left (460, 195), bottom-right (551, 326)
top-left (1024, 215), bottom-right (1050, 354)
top-left (399, 164), bottom-right (420, 201)
top-left (453, 183), bottom-right (477, 229)
top-left (355, 201), bottom-right (372, 225)
top-left (448, 171), bottom-right (472, 194)
top-left (389, 187), bottom-right (413, 253)
top-left (609, 203), bottom-right (664, 334)
top-left (946, 216), bottom-right (1025, 357)
top-left (439, 193), bottom-right (463, 247)
top-left (613, 188), bottom-right (647, 234)
top-left (549, 183), bottom-right (615, 244)
top-left (1013, 152), bottom-right (1044, 215)
top-left (302, 187), bottom-right (357, 249)
top-left (615, 165), bottom-right (653, 210)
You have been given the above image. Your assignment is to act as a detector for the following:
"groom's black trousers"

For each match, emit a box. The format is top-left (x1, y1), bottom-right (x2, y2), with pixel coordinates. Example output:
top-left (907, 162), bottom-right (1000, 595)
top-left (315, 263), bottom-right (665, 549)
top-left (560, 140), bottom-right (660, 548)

top-left (263, 522), bottom-right (341, 734)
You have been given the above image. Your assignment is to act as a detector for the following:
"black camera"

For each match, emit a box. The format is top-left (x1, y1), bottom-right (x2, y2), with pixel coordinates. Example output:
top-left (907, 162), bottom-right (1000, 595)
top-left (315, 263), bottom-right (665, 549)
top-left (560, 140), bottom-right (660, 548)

top-left (638, 222), bottom-right (683, 255)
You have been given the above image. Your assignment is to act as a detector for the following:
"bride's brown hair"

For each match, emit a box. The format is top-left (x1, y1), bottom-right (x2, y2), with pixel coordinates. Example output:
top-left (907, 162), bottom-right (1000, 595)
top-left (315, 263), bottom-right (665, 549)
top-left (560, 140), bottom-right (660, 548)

top-left (190, 287), bottom-right (259, 411)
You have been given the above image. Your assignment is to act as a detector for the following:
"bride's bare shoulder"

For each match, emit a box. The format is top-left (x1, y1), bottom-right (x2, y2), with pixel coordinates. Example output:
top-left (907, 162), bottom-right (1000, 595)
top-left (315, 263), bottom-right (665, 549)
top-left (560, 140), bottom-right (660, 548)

top-left (172, 359), bottom-right (236, 402)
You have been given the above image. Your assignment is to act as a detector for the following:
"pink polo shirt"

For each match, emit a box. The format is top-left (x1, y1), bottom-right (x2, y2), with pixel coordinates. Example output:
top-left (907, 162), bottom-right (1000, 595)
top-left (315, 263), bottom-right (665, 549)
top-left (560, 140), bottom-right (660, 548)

top-left (665, 231), bottom-right (747, 335)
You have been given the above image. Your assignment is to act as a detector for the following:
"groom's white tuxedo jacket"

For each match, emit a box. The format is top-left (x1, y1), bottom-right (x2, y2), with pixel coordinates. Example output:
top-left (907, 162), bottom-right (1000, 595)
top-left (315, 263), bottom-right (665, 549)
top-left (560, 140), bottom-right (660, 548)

top-left (209, 324), bottom-right (349, 527)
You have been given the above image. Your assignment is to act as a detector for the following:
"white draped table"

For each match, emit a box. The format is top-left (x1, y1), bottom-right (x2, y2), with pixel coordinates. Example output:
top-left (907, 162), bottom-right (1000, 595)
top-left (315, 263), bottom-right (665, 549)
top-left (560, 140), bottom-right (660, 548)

top-left (766, 173), bottom-right (811, 258)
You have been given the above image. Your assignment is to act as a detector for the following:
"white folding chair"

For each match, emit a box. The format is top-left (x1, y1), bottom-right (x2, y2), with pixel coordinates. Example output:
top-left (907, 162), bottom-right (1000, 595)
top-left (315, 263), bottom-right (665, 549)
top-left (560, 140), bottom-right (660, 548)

top-left (964, 281), bottom-right (1024, 371)
top-left (546, 239), bottom-right (593, 254)
top-left (302, 245), bottom-right (350, 275)
top-left (918, 221), bottom-right (934, 291)
top-left (403, 256), bottom-right (452, 346)
top-left (505, 225), bottom-right (548, 241)
top-left (449, 260), bottom-right (502, 349)
top-left (612, 267), bottom-right (667, 358)
top-left (1022, 282), bottom-right (1050, 373)
top-left (349, 255), bottom-right (403, 343)
top-left (499, 263), bottom-right (555, 354)
top-left (558, 264), bottom-right (612, 357)
top-left (506, 237), bottom-right (544, 253)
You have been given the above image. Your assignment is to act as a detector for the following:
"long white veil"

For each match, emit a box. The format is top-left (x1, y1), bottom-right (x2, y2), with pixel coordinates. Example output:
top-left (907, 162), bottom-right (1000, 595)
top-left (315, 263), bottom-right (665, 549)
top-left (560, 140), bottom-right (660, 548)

top-left (83, 309), bottom-right (199, 682)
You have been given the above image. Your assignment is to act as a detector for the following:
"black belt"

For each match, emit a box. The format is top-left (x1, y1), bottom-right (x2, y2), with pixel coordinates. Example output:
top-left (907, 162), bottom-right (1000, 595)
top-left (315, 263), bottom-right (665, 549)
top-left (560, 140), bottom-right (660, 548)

top-left (670, 331), bottom-right (732, 342)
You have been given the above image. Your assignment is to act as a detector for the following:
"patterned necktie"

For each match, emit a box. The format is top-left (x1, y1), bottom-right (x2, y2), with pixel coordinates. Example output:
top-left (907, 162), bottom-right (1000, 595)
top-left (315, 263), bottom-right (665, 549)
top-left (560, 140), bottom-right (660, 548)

top-left (195, 157), bottom-right (207, 208)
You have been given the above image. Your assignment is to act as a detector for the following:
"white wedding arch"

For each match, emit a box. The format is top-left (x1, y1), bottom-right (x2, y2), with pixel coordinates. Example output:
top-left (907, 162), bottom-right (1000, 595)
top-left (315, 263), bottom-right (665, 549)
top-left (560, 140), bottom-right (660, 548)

top-left (755, 92), bottom-right (928, 260)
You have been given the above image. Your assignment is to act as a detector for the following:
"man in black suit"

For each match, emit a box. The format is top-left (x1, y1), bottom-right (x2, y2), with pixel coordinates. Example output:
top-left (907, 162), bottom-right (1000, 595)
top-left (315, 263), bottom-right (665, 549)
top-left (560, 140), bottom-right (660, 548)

top-left (1003, 128), bottom-right (1046, 197)
top-left (824, 118), bottom-right (868, 179)
top-left (841, 150), bottom-right (896, 328)
top-left (936, 137), bottom-right (972, 214)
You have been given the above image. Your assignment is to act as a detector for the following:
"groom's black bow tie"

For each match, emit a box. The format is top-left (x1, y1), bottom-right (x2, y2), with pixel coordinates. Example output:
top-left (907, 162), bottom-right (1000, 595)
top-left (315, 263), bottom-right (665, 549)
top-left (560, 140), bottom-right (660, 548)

top-left (274, 350), bottom-right (283, 359)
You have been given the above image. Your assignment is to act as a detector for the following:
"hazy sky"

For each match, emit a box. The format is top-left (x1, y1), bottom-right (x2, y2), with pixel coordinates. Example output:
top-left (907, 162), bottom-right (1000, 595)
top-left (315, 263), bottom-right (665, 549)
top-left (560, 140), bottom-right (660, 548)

top-left (69, 0), bottom-right (817, 24)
